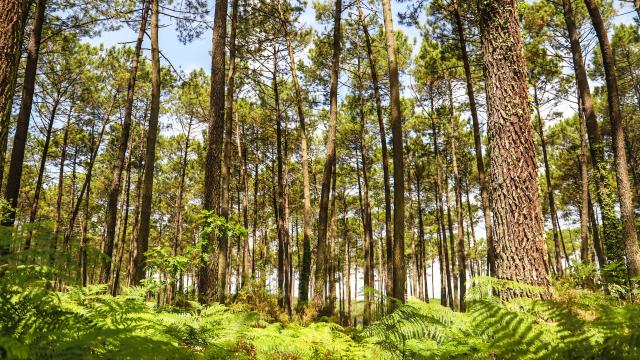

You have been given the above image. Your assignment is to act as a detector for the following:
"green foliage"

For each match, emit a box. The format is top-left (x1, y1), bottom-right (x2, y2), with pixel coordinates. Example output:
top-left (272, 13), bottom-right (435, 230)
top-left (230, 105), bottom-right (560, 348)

top-left (360, 277), bottom-right (640, 359)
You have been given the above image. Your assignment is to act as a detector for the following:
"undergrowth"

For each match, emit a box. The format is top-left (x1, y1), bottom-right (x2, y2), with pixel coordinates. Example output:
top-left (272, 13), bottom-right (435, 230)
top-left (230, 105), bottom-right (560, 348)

top-left (2, 261), bottom-right (640, 359)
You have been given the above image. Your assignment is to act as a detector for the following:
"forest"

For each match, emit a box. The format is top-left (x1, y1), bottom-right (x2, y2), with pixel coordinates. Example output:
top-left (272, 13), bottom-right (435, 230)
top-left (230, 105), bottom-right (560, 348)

top-left (1, 0), bottom-right (640, 358)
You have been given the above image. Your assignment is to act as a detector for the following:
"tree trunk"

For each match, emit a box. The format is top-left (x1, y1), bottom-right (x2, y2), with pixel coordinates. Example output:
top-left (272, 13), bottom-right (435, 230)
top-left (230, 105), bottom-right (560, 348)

top-left (314, 0), bottom-right (341, 313)
top-left (24, 96), bottom-right (60, 249)
top-left (236, 116), bottom-right (250, 290)
top-left (200, 0), bottom-right (227, 304)
top-left (448, 90), bottom-right (466, 311)
top-left (132, 0), bottom-right (161, 285)
top-left (3, 0), bottom-right (46, 226)
top-left (561, 0), bottom-right (620, 265)
top-left (478, 0), bottom-right (550, 296)
top-left (279, 4), bottom-right (313, 307)
top-left (103, 0), bottom-right (150, 283)
top-left (452, 0), bottom-right (494, 276)
top-left (63, 95), bottom-right (116, 252)
top-left (381, 0), bottom-right (406, 305)
top-left (533, 88), bottom-right (563, 276)
top-left (579, 103), bottom-right (591, 263)
top-left (216, 0), bottom-right (238, 304)
top-left (356, 0), bottom-right (394, 300)
top-left (53, 109), bottom-right (72, 244)
top-left (356, 62), bottom-right (374, 325)
top-left (583, 0), bottom-right (640, 278)
top-left (430, 86), bottom-right (452, 307)
top-left (328, 161), bottom-right (337, 313)
top-left (112, 135), bottom-right (134, 296)
top-left (0, 0), bottom-right (31, 197)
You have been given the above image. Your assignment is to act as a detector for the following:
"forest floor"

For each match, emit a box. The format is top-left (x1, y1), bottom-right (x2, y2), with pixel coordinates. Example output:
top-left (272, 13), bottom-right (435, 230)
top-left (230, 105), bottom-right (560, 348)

top-left (3, 264), bottom-right (640, 359)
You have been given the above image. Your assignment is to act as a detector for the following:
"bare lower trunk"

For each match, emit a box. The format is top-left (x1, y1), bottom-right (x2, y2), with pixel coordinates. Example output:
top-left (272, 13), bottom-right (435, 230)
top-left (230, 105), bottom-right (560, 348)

top-left (533, 89), bottom-right (563, 276)
top-left (132, 0), bottom-right (161, 285)
top-left (103, 0), bottom-right (150, 283)
top-left (356, 0), bottom-right (393, 301)
top-left (479, 0), bottom-right (550, 296)
top-left (314, 0), bottom-right (341, 313)
top-left (452, 0), bottom-right (494, 276)
top-left (381, 0), bottom-right (406, 305)
top-left (584, 0), bottom-right (640, 278)
top-left (200, 0), bottom-right (227, 304)
top-left (561, 0), bottom-right (619, 264)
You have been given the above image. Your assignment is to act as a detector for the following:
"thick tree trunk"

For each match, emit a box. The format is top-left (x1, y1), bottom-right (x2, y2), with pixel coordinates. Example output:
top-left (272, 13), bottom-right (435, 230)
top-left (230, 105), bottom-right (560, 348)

top-left (452, 0), bottom-right (494, 276)
top-left (314, 0), bottom-right (341, 313)
top-left (3, 0), bottom-right (46, 226)
top-left (0, 0), bottom-right (31, 196)
top-left (381, 0), bottom-right (406, 305)
top-left (478, 0), bottom-right (550, 295)
top-left (584, 0), bottom-right (640, 278)
top-left (103, 0), bottom-right (150, 283)
top-left (200, 0), bottom-right (228, 304)
top-left (356, 0), bottom-right (394, 300)
top-left (132, 0), bottom-right (161, 285)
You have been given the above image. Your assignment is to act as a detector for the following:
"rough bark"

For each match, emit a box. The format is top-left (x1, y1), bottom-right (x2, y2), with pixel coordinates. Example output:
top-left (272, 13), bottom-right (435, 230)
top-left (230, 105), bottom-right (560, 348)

top-left (0, 0), bottom-right (31, 196)
top-left (3, 0), bottom-right (46, 226)
top-left (478, 0), bottom-right (550, 295)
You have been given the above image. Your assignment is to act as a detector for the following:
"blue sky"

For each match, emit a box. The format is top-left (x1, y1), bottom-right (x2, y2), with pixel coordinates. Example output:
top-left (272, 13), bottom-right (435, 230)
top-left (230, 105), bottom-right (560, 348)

top-left (86, 1), bottom-right (422, 76)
